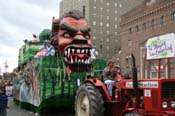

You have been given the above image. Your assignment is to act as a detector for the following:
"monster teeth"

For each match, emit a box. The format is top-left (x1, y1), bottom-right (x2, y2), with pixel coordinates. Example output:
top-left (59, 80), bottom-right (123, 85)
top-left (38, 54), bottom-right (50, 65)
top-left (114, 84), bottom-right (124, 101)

top-left (77, 49), bottom-right (80, 53)
top-left (75, 57), bottom-right (78, 62)
top-left (86, 49), bottom-right (88, 54)
top-left (68, 48), bottom-right (70, 57)
top-left (82, 59), bottom-right (84, 63)
top-left (81, 49), bottom-right (84, 53)
top-left (72, 49), bottom-right (75, 53)
top-left (64, 57), bottom-right (67, 62)
top-left (65, 51), bottom-right (67, 56)
top-left (87, 59), bottom-right (90, 64)
top-left (78, 59), bottom-right (81, 63)
top-left (71, 56), bottom-right (73, 64)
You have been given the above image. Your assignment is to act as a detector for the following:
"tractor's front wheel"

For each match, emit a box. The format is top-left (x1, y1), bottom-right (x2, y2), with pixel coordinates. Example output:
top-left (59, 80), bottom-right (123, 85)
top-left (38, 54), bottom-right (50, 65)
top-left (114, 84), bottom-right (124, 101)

top-left (75, 83), bottom-right (104, 116)
top-left (123, 112), bottom-right (141, 116)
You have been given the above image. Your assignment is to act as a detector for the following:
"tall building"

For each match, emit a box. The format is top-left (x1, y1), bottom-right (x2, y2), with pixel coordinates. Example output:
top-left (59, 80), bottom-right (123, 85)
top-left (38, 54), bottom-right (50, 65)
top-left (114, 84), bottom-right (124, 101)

top-left (59, 0), bottom-right (144, 60)
top-left (120, 0), bottom-right (175, 78)
top-left (59, 0), bottom-right (89, 21)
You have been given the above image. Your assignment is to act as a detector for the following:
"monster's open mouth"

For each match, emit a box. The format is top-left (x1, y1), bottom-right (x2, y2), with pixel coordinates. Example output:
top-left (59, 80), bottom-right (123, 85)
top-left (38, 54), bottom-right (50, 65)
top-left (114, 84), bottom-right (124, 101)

top-left (64, 46), bottom-right (92, 71)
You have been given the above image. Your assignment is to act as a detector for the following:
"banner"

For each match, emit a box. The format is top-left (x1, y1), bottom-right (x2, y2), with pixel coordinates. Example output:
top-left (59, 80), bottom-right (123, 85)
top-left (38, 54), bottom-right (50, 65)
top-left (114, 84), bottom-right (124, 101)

top-left (146, 33), bottom-right (175, 60)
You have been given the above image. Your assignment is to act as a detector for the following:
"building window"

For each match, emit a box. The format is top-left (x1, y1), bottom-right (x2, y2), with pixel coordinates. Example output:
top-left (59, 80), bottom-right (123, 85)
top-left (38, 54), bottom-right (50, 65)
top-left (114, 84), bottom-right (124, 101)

top-left (115, 25), bottom-right (118, 29)
top-left (129, 28), bottom-right (132, 34)
top-left (100, 30), bottom-right (103, 34)
top-left (93, 36), bottom-right (96, 40)
top-left (115, 17), bottom-right (117, 21)
top-left (93, 6), bottom-right (96, 10)
top-left (119, 4), bottom-right (122, 8)
top-left (100, 22), bottom-right (103, 26)
top-left (160, 16), bottom-right (165, 26)
top-left (171, 12), bottom-right (175, 21)
top-left (125, 56), bottom-right (132, 68)
top-left (115, 10), bottom-right (118, 14)
top-left (106, 38), bottom-right (109, 42)
top-left (151, 19), bottom-right (155, 29)
top-left (107, 16), bottom-right (109, 20)
top-left (100, 7), bottom-right (103, 11)
top-left (93, 13), bottom-right (96, 17)
top-left (115, 32), bottom-right (118, 36)
top-left (107, 30), bottom-right (110, 35)
top-left (107, 46), bottom-right (109, 50)
top-left (143, 23), bottom-right (146, 31)
top-left (135, 25), bottom-right (139, 32)
top-left (93, 21), bottom-right (96, 26)
top-left (106, 23), bottom-right (109, 27)
top-left (107, 2), bottom-right (109, 6)
top-left (115, 3), bottom-right (117, 7)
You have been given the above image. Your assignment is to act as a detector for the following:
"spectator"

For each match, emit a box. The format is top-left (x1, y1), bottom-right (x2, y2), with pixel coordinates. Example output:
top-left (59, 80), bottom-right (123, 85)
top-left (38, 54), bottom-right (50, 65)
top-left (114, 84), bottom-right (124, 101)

top-left (32, 34), bottom-right (39, 42)
top-left (0, 86), bottom-right (8, 116)
top-left (45, 41), bottom-right (55, 56)
top-left (103, 60), bottom-right (116, 97)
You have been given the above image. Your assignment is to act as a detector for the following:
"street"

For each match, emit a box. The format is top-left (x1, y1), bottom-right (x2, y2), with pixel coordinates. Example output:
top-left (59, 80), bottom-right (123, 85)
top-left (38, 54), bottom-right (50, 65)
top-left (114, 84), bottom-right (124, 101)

top-left (7, 98), bottom-right (75, 116)
top-left (7, 98), bottom-right (36, 116)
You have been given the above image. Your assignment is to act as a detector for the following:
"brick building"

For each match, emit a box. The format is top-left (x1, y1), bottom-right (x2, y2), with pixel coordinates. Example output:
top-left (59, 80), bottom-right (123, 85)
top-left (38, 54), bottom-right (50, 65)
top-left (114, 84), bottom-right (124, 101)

top-left (119, 0), bottom-right (175, 78)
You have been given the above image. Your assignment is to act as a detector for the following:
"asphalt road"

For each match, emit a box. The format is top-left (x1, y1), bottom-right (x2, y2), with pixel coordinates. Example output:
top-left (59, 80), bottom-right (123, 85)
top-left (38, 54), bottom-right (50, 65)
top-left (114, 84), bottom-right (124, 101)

top-left (7, 98), bottom-right (75, 116)
top-left (7, 98), bottom-right (36, 116)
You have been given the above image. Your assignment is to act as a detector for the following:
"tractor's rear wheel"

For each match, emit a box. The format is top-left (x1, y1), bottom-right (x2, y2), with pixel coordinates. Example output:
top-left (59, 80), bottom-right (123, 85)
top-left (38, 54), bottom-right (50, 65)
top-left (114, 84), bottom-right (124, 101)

top-left (75, 83), bottom-right (104, 116)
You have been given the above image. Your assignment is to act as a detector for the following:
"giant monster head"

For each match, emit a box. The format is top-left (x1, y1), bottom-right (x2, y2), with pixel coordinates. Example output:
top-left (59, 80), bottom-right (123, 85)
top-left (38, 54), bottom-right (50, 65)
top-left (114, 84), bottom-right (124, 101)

top-left (57, 10), bottom-right (93, 72)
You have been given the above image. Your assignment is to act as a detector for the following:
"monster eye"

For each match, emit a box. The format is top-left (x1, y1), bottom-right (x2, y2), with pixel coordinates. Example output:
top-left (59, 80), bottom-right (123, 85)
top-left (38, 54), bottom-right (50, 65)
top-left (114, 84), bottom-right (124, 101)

top-left (63, 32), bottom-right (71, 38)
top-left (84, 34), bottom-right (90, 40)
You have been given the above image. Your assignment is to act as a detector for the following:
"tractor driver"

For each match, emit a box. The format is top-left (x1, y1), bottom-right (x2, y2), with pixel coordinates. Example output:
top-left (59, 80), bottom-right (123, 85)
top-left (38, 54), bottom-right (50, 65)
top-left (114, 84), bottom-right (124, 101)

top-left (103, 60), bottom-right (116, 97)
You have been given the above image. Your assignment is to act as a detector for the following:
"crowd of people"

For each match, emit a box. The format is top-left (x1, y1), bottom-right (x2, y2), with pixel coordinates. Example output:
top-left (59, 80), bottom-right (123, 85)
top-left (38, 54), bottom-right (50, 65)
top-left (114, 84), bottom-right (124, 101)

top-left (0, 76), bottom-right (11, 116)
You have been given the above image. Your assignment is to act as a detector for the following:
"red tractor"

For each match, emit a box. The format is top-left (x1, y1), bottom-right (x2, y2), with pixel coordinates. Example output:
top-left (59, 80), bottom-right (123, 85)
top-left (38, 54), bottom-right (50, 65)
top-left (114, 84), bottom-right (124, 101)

top-left (75, 33), bottom-right (175, 116)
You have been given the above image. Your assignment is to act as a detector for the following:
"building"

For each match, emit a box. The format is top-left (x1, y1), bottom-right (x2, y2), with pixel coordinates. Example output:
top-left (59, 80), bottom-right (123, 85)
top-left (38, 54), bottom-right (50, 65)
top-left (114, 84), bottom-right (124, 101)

top-left (59, 0), bottom-right (89, 21)
top-left (59, 0), bottom-right (144, 60)
top-left (120, 0), bottom-right (175, 79)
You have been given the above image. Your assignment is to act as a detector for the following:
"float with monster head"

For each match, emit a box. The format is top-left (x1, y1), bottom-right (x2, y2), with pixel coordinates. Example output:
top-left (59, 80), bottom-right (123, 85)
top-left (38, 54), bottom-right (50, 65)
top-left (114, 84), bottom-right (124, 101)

top-left (13, 10), bottom-right (106, 115)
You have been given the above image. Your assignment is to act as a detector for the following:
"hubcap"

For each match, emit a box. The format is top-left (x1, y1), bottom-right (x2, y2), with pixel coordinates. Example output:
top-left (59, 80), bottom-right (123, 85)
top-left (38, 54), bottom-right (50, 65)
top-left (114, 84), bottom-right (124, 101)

top-left (76, 93), bottom-right (90, 116)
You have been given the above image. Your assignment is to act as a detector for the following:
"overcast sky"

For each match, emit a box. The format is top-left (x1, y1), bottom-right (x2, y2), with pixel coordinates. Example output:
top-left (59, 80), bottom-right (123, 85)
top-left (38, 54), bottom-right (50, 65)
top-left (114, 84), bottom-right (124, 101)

top-left (0, 0), bottom-right (61, 74)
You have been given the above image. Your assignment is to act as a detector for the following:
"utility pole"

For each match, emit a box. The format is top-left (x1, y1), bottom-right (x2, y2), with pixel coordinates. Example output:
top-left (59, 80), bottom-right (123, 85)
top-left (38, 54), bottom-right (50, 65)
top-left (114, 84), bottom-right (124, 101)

top-left (83, 5), bottom-right (85, 17)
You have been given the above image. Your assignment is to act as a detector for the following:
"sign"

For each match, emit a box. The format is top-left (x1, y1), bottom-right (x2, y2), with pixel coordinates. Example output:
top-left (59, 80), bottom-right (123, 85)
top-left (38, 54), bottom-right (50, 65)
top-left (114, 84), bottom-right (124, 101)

top-left (144, 90), bottom-right (151, 97)
top-left (146, 33), bottom-right (175, 60)
top-left (5, 86), bottom-right (13, 96)
top-left (126, 81), bottom-right (158, 88)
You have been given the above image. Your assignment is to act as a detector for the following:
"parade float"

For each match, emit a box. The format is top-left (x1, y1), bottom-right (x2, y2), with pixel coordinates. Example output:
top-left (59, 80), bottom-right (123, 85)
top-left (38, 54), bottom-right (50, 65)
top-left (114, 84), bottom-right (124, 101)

top-left (13, 10), bottom-right (106, 115)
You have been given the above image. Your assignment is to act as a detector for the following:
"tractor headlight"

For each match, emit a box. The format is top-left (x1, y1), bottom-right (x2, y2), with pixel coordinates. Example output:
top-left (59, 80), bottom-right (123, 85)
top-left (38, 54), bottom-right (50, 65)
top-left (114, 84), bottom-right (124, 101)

top-left (162, 101), bottom-right (168, 108)
top-left (171, 101), bottom-right (175, 108)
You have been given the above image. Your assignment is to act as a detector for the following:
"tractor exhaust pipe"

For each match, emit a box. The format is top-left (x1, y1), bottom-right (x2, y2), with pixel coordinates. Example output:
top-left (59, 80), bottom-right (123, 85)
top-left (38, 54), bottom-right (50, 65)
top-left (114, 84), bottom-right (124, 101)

top-left (131, 54), bottom-right (138, 90)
